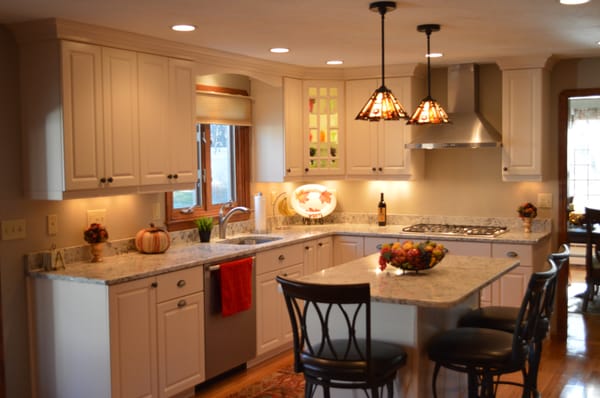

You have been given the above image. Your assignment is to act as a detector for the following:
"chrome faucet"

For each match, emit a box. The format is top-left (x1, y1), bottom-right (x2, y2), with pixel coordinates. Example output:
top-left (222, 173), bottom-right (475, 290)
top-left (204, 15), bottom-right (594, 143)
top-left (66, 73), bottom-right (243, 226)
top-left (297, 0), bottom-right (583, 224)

top-left (218, 201), bottom-right (251, 239)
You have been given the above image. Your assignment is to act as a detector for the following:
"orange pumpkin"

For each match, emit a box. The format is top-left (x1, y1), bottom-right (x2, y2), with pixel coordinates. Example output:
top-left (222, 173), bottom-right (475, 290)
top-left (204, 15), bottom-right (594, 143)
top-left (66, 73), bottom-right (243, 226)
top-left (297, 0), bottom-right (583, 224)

top-left (135, 223), bottom-right (171, 254)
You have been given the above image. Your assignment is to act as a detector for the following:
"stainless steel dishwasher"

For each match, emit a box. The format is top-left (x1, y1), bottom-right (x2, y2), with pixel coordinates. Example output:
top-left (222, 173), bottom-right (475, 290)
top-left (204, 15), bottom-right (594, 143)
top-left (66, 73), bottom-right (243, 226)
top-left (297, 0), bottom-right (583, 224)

top-left (204, 256), bottom-right (257, 380)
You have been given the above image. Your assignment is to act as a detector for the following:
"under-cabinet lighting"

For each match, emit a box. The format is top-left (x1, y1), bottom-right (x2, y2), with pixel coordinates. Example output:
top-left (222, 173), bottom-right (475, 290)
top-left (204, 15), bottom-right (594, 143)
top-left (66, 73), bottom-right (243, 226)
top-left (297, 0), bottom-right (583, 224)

top-left (326, 60), bottom-right (344, 65)
top-left (559, 0), bottom-right (590, 4)
top-left (270, 47), bottom-right (290, 53)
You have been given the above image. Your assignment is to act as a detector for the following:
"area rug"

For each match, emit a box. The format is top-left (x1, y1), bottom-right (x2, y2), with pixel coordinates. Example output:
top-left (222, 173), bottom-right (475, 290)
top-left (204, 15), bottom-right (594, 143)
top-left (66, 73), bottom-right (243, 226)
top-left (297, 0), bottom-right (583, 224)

top-left (568, 282), bottom-right (600, 314)
top-left (227, 364), bottom-right (305, 398)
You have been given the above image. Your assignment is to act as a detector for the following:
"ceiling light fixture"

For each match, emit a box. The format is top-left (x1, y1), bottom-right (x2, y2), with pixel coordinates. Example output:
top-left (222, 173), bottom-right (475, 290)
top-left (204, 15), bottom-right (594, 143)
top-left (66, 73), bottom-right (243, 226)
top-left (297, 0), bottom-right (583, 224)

top-left (407, 24), bottom-right (450, 125)
top-left (559, 0), bottom-right (591, 5)
top-left (270, 47), bottom-right (290, 53)
top-left (171, 24), bottom-right (196, 32)
top-left (355, 1), bottom-right (408, 121)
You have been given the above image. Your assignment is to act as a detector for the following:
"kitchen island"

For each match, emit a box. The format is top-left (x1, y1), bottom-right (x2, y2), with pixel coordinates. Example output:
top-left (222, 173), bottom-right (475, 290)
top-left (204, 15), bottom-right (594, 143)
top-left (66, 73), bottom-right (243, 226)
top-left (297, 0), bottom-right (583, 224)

top-left (295, 252), bottom-right (521, 398)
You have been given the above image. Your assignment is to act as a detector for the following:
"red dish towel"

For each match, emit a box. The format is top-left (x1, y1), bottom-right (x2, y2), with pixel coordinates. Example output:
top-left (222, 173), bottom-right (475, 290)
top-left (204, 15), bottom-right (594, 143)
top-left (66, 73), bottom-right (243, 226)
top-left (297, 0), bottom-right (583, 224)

top-left (220, 257), bottom-right (253, 317)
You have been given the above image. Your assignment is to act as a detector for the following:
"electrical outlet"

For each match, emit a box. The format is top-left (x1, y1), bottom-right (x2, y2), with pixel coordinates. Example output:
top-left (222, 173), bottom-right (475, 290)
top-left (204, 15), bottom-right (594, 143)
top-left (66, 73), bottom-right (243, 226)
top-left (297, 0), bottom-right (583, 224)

top-left (1, 219), bottom-right (27, 240)
top-left (537, 193), bottom-right (553, 209)
top-left (47, 214), bottom-right (58, 236)
top-left (87, 209), bottom-right (106, 226)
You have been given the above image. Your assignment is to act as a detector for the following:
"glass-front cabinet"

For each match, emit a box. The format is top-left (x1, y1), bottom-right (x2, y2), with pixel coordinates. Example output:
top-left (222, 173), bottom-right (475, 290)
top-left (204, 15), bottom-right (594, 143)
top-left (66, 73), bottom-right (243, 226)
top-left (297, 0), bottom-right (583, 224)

top-left (305, 82), bottom-right (344, 175)
top-left (283, 79), bottom-right (345, 178)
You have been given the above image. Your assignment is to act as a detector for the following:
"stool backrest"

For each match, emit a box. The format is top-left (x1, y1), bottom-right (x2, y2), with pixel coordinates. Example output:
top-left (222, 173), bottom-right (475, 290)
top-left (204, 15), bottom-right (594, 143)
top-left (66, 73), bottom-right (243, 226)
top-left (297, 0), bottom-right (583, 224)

top-left (276, 276), bottom-right (372, 374)
top-left (513, 258), bottom-right (558, 355)
top-left (584, 207), bottom-right (600, 280)
top-left (542, 244), bottom-right (570, 321)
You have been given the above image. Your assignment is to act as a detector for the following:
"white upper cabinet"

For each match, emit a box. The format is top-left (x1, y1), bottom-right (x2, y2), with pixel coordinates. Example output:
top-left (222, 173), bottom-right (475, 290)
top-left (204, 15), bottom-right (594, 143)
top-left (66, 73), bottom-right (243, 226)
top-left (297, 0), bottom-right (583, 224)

top-left (282, 78), bottom-right (345, 179)
top-left (346, 77), bottom-right (421, 179)
top-left (15, 26), bottom-right (196, 199)
top-left (499, 60), bottom-right (550, 182)
top-left (138, 55), bottom-right (196, 189)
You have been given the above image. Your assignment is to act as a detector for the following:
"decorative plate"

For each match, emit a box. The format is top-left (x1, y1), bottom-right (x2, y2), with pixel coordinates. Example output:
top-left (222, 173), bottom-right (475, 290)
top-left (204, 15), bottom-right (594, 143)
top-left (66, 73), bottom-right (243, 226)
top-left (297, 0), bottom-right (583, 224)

top-left (290, 184), bottom-right (337, 219)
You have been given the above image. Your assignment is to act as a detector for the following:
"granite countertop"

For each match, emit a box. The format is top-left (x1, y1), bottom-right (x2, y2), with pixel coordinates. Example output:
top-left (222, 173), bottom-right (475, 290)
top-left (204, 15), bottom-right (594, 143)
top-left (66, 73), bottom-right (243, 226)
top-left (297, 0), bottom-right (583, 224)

top-left (297, 253), bottom-right (520, 308)
top-left (29, 223), bottom-right (549, 286)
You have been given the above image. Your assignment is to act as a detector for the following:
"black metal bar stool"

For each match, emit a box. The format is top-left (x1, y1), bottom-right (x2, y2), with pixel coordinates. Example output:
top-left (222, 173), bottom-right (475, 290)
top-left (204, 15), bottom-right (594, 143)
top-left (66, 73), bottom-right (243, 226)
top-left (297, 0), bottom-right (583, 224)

top-left (277, 276), bottom-right (408, 398)
top-left (457, 244), bottom-right (569, 393)
top-left (427, 257), bottom-right (558, 398)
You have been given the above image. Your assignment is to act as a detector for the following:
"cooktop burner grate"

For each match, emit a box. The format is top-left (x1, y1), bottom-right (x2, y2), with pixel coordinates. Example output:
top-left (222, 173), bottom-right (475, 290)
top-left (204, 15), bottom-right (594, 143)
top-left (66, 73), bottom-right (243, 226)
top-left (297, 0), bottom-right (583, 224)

top-left (402, 223), bottom-right (508, 237)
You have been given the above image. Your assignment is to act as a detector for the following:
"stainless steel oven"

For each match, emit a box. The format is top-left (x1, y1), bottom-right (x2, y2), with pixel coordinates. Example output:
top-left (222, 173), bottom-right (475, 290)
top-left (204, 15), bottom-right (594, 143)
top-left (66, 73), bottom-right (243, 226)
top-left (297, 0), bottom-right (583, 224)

top-left (203, 256), bottom-right (257, 380)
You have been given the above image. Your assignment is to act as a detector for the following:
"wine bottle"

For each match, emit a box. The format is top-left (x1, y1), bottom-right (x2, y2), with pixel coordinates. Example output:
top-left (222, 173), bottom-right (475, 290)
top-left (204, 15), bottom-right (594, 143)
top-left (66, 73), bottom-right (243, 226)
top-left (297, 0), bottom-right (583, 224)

top-left (378, 192), bottom-right (387, 226)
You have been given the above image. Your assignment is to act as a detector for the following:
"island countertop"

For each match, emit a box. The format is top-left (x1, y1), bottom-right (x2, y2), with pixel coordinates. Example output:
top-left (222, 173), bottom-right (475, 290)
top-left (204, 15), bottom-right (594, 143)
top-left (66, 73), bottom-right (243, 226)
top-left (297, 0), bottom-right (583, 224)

top-left (297, 253), bottom-right (520, 308)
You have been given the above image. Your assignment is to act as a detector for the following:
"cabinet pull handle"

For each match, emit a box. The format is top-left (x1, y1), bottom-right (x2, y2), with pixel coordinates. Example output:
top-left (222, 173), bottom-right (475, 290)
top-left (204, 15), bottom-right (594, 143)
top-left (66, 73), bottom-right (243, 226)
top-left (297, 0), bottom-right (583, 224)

top-left (177, 280), bottom-right (186, 288)
top-left (177, 299), bottom-right (187, 308)
top-left (278, 254), bottom-right (285, 261)
top-left (151, 282), bottom-right (158, 288)
top-left (506, 251), bottom-right (518, 258)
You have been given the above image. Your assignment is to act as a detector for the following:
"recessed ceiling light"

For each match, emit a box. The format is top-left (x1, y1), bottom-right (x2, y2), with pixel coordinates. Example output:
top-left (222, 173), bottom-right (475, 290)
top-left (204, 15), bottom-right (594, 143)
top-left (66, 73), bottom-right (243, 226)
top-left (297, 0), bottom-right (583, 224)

top-left (171, 24), bottom-right (196, 32)
top-left (326, 60), bottom-right (344, 65)
top-left (559, 0), bottom-right (591, 4)
top-left (427, 53), bottom-right (443, 58)
top-left (270, 48), bottom-right (290, 54)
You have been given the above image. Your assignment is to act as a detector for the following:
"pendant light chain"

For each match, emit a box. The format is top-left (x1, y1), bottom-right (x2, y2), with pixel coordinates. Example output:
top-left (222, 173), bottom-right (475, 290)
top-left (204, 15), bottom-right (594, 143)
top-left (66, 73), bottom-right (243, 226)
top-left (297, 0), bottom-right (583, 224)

top-left (426, 28), bottom-right (432, 98)
top-left (380, 5), bottom-right (386, 88)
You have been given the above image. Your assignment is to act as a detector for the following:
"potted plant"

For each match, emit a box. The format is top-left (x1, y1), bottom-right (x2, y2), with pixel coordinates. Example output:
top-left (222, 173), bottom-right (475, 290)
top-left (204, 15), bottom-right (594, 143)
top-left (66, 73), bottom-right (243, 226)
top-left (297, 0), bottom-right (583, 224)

top-left (195, 216), bottom-right (214, 242)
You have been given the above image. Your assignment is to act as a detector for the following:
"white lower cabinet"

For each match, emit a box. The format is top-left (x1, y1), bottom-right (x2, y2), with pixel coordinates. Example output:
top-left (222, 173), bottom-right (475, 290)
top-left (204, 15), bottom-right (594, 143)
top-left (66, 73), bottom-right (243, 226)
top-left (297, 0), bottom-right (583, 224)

top-left (256, 243), bottom-right (304, 356)
top-left (333, 235), bottom-right (365, 265)
top-left (303, 237), bottom-right (333, 274)
top-left (31, 266), bottom-right (204, 398)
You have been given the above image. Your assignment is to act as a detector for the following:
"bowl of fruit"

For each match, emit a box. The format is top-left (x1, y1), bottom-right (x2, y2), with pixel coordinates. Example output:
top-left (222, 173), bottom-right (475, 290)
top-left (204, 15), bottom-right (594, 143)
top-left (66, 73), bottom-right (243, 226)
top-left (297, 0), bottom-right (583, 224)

top-left (378, 240), bottom-right (448, 273)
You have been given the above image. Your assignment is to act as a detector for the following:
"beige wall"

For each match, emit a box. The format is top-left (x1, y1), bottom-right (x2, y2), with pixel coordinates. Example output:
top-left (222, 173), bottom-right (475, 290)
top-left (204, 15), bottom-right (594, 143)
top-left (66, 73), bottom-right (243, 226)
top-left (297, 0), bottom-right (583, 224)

top-left (2, 20), bottom-right (600, 397)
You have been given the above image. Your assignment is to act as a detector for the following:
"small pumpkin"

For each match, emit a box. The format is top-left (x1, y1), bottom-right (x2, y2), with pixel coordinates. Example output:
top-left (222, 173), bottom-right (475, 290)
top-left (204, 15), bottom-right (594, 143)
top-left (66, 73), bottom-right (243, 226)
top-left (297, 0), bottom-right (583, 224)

top-left (135, 223), bottom-right (171, 254)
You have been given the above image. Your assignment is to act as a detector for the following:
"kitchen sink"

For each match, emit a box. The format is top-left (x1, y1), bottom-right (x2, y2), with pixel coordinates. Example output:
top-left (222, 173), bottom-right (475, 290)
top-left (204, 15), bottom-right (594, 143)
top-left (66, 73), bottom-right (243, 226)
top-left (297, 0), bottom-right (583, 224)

top-left (217, 235), bottom-right (283, 245)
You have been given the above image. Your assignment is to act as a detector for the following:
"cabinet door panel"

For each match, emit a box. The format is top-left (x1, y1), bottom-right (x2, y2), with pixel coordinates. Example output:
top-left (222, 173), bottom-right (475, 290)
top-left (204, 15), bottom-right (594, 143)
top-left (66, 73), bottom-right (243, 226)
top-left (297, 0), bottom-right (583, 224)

top-left (346, 79), bottom-right (378, 176)
top-left (157, 292), bottom-right (204, 397)
top-left (138, 53), bottom-right (170, 185)
top-left (256, 270), bottom-right (284, 355)
top-left (109, 278), bottom-right (158, 398)
top-left (333, 236), bottom-right (364, 265)
top-left (62, 41), bottom-right (104, 190)
top-left (102, 47), bottom-right (139, 187)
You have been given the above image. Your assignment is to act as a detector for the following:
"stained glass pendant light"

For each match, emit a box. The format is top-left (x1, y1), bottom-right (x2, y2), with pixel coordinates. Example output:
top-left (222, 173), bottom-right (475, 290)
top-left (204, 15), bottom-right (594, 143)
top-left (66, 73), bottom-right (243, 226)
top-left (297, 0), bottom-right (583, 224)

top-left (407, 24), bottom-right (450, 125)
top-left (355, 1), bottom-right (408, 121)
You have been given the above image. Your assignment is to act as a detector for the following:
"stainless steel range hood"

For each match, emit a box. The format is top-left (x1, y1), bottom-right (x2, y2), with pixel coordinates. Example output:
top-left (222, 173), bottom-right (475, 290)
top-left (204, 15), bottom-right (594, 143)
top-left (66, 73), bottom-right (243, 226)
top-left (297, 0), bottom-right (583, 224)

top-left (406, 64), bottom-right (502, 149)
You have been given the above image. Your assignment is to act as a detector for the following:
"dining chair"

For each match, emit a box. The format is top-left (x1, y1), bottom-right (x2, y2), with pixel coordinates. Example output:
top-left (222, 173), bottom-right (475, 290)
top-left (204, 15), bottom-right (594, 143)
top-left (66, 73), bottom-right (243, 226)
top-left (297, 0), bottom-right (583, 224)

top-left (276, 275), bottom-right (407, 398)
top-left (583, 207), bottom-right (600, 311)
top-left (427, 257), bottom-right (558, 398)
top-left (457, 244), bottom-right (569, 393)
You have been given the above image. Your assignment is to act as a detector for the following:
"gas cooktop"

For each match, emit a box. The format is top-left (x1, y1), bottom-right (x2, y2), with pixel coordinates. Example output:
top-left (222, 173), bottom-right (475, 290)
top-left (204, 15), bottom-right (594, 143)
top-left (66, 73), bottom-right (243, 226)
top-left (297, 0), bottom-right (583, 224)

top-left (402, 223), bottom-right (508, 237)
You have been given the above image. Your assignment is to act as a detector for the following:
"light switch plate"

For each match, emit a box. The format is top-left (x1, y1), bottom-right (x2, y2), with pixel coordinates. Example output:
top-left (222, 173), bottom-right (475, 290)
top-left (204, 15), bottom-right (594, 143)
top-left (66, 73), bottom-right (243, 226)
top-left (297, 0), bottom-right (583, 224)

top-left (1, 219), bottom-right (27, 240)
top-left (87, 209), bottom-right (106, 226)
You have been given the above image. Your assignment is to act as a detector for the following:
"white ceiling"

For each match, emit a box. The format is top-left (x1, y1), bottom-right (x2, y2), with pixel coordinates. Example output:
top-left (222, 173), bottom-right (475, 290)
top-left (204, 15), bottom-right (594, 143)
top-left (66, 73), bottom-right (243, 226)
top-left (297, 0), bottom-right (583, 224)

top-left (1, 0), bottom-right (600, 68)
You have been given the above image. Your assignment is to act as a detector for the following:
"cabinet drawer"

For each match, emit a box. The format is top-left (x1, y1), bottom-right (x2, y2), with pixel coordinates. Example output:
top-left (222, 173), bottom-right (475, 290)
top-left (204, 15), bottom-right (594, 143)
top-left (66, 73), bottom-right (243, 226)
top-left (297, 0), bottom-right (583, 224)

top-left (157, 267), bottom-right (203, 303)
top-left (256, 243), bottom-right (304, 275)
top-left (491, 243), bottom-right (532, 265)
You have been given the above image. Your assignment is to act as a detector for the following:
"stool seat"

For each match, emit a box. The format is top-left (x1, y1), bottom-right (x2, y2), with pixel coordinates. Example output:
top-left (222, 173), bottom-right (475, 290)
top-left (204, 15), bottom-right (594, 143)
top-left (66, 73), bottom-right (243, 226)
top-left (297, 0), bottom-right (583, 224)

top-left (428, 327), bottom-right (527, 372)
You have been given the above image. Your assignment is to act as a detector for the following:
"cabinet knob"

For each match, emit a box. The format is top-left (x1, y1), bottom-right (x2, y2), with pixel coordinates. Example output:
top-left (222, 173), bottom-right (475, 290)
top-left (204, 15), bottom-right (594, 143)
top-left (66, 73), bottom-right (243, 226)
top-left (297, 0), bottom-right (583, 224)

top-left (278, 254), bottom-right (285, 261)
top-left (305, 246), bottom-right (310, 250)
top-left (378, 167), bottom-right (383, 172)
top-left (506, 251), bottom-right (518, 258)
top-left (151, 282), bottom-right (158, 288)
top-left (173, 174), bottom-right (178, 179)
top-left (318, 242), bottom-right (323, 247)
top-left (177, 279), bottom-right (186, 288)
top-left (503, 167), bottom-right (508, 172)
top-left (107, 177), bottom-right (113, 183)
top-left (100, 177), bottom-right (106, 183)
top-left (167, 174), bottom-right (173, 179)
top-left (286, 168), bottom-right (291, 173)
top-left (177, 299), bottom-right (187, 308)
top-left (304, 168), bottom-right (309, 173)
top-left (372, 167), bottom-right (377, 172)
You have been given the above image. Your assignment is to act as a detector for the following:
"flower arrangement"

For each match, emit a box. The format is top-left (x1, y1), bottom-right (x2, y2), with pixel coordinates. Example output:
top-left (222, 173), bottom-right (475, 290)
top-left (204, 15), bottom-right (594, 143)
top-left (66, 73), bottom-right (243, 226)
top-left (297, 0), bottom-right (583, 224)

top-left (378, 240), bottom-right (447, 272)
top-left (517, 202), bottom-right (538, 218)
top-left (84, 223), bottom-right (109, 244)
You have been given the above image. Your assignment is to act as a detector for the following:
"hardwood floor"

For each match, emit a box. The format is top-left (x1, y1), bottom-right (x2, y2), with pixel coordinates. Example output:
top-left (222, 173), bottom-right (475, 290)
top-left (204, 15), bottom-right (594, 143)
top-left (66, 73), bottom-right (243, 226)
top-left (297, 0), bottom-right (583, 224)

top-left (194, 267), bottom-right (599, 397)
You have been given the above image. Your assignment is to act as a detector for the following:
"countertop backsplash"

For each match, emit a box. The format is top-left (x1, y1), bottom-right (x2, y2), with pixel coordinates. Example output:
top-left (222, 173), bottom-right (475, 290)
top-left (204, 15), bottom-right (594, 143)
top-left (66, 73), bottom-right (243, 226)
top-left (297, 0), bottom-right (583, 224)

top-left (26, 212), bottom-right (551, 272)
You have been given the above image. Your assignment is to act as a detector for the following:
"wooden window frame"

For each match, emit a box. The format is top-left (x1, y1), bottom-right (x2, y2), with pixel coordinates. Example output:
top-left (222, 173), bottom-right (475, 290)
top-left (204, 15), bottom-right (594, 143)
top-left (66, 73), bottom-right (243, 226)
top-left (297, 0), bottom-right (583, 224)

top-left (166, 124), bottom-right (251, 231)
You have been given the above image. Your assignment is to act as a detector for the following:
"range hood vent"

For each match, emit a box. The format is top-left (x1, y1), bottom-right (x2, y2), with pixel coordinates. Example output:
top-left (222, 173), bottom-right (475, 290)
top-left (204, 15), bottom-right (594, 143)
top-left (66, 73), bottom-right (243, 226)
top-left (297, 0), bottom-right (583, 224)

top-left (406, 64), bottom-right (502, 149)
